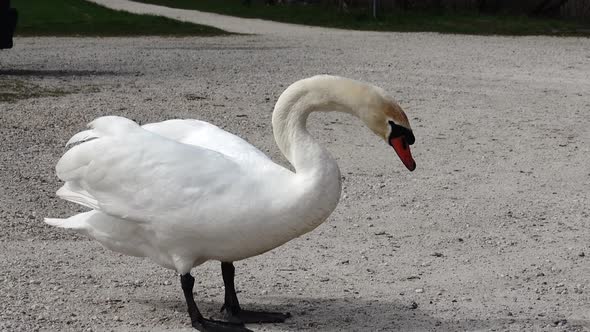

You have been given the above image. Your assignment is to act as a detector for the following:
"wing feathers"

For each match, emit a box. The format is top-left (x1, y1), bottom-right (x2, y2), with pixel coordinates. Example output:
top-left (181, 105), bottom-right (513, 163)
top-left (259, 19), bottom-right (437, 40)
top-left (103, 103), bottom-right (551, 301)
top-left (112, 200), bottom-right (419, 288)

top-left (53, 116), bottom-right (245, 225)
top-left (56, 183), bottom-right (99, 210)
top-left (66, 129), bottom-right (96, 147)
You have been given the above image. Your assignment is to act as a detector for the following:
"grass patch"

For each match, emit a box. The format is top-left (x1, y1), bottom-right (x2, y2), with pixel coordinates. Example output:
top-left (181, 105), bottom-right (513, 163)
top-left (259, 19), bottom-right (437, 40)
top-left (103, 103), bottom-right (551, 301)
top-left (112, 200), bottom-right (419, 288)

top-left (136, 0), bottom-right (590, 36)
top-left (13, 0), bottom-right (227, 36)
top-left (0, 79), bottom-right (93, 103)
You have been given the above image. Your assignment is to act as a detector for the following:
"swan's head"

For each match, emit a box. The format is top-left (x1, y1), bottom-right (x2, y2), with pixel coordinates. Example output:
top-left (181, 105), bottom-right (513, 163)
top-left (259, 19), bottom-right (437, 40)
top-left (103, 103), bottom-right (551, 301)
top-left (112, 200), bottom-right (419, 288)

top-left (359, 92), bottom-right (416, 171)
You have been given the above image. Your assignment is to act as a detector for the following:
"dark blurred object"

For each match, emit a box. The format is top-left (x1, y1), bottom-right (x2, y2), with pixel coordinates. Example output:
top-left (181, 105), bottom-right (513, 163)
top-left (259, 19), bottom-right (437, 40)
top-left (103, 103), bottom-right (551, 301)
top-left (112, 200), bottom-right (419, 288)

top-left (334, 0), bottom-right (587, 18)
top-left (242, 0), bottom-right (277, 5)
top-left (531, 0), bottom-right (570, 17)
top-left (1, 0), bottom-right (18, 49)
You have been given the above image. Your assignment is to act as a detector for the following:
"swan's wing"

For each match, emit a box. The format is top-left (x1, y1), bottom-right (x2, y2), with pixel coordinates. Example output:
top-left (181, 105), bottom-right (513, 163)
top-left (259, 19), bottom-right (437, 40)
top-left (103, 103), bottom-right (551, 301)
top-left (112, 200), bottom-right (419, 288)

top-left (142, 119), bottom-right (271, 164)
top-left (56, 116), bottom-right (245, 224)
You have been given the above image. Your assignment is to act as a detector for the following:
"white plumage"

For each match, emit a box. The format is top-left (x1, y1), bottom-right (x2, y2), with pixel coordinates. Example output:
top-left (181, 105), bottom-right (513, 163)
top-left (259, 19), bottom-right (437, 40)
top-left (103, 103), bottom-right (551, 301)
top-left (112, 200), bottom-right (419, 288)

top-left (47, 115), bottom-right (313, 273)
top-left (47, 74), bottom-right (417, 273)
top-left (45, 75), bottom-right (416, 331)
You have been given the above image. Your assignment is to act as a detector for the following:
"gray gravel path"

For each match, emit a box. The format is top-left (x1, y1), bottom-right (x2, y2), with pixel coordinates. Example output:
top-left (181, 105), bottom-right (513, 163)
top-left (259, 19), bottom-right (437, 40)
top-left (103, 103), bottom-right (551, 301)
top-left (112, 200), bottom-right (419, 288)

top-left (1, 9), bottom-right (589, 332)
top-left (88, 0), bottom-right (345, 35)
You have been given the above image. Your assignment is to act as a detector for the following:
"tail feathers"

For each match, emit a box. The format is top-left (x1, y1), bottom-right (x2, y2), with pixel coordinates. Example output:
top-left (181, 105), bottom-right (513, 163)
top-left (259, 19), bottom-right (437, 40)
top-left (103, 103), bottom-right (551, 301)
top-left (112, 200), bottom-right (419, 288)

top-left (44, 218), bottom-right (79, 229)
top-left (44, 211), bottom-right (94, 230)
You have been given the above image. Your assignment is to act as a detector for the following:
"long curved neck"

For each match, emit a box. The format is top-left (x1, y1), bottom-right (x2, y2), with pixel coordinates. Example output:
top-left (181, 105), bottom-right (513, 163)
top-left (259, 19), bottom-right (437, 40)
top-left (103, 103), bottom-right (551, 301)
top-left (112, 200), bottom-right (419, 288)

top-left (272, 75), bottom-right (374, 176)
top-left (268, 75), bottom-right (382, 236)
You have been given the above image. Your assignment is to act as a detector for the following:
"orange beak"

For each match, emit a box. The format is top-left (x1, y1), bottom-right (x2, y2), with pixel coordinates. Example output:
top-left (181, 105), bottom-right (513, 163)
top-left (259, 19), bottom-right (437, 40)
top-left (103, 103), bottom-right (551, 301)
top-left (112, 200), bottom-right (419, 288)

top-left (389, 136), bottom-right (416, 171)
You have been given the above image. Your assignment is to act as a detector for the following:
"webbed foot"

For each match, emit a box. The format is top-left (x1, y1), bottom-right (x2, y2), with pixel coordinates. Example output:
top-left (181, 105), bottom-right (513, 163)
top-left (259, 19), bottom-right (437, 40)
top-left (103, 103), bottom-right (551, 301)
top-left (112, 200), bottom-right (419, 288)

top-left (192, 317), bottom-right (252, 332)
top-left (222, 305), bottom-right (291, 324)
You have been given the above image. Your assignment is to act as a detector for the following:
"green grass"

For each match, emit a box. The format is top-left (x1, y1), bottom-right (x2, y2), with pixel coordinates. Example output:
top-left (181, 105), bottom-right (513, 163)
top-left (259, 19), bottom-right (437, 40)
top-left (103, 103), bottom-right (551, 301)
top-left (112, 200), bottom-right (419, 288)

top-left (136, 0), bottom-right (590, 36)
top-left (13, 0), bottom-right (227, 36)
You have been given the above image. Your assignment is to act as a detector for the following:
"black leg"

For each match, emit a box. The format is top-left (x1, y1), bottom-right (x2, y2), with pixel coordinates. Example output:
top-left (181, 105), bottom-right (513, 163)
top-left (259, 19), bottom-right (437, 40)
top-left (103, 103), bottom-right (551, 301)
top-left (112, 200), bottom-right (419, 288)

top-left (220, 262), bottom-right (291, 324)
top-left (180, 273), bottom-right (252, 332)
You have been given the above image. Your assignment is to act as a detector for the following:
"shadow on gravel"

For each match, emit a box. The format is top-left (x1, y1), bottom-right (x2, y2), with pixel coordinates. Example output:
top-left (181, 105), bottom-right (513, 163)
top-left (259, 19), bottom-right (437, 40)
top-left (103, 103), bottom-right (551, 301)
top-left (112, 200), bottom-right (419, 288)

top-left (0, 69), bottom-right (133, 77)
top-left (140, 296), bottom-right (510, 331)
top-left (141, 296), bottom-right (590, 331)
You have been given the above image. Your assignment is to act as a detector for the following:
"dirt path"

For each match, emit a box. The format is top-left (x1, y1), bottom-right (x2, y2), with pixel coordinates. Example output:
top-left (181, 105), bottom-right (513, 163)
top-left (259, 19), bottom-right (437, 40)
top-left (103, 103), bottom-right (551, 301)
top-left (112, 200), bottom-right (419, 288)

top-left (0, 9), bottom-right (589, 332)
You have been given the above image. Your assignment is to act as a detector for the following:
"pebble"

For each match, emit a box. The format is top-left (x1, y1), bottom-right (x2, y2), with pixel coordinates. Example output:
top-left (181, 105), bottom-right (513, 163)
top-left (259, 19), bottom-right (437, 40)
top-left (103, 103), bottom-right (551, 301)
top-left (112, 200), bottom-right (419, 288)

top-left (415, 288), bottom-right (424, 293)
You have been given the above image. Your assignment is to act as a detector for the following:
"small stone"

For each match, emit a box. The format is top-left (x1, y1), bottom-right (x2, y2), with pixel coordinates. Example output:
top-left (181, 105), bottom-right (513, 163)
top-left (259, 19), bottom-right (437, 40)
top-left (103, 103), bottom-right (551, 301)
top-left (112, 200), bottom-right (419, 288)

top-left (431, 252), bottom-right (444, 257)
top-left (415, 288), bottom-right (424, 293)
top-left (408, 301), bottom-right (418, 309)
top-left (579, 252), bottom-right (585, 257)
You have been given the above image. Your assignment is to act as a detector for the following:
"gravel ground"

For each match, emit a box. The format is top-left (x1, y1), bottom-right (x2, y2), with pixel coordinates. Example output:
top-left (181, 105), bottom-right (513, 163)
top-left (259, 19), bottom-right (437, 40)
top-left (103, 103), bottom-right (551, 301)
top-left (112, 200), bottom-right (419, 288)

top-left (1, 10), bottom-right (589, 332)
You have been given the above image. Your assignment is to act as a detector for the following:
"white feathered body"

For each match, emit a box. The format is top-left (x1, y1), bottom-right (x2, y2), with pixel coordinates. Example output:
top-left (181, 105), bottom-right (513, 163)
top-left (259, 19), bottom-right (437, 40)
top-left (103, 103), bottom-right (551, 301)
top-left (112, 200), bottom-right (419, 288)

top-left (48, 116), bottom-right (341, 273)
top-left (45, 75), bottom-right (414, 274)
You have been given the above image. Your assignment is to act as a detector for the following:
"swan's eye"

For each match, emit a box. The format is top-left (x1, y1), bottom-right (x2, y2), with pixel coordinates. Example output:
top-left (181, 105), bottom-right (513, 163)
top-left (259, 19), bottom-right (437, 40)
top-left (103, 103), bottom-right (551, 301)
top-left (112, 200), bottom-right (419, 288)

top-left (388, 121), bottom-right (415, 145)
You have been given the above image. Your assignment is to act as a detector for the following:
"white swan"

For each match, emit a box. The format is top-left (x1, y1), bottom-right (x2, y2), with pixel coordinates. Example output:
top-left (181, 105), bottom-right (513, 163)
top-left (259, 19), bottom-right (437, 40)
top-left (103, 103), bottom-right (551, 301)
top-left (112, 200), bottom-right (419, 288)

top-left (45, 75), bottom-right (416, 332)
